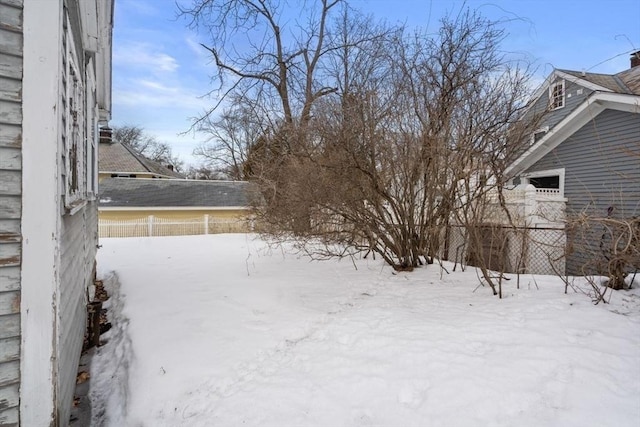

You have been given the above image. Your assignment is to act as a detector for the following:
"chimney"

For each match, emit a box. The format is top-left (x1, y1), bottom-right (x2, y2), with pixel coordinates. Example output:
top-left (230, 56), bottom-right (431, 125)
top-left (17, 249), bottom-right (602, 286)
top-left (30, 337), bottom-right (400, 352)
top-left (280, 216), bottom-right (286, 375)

top-left (631, 51), bottom-right (640, 69)
top-left (167, 164), bottom-right (174, 171)
top-left (99, 126), bottom-right (113, 144)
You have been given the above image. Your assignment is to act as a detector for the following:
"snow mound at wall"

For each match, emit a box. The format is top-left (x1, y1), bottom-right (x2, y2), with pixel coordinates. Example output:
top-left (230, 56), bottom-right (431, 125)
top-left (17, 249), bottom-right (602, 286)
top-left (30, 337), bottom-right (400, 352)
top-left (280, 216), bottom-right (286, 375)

top-left (89, 271), bottom-right (134, 426)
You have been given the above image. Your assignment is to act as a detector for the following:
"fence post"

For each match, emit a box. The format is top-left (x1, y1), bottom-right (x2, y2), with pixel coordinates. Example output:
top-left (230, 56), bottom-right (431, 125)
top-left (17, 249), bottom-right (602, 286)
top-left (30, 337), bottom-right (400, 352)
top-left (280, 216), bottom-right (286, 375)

top-left (204, 214), bottom-right (209, 235)
top-left (148, 215), bottom-right (154, 237)
top-left (523, 184), bottom-right (537, 227)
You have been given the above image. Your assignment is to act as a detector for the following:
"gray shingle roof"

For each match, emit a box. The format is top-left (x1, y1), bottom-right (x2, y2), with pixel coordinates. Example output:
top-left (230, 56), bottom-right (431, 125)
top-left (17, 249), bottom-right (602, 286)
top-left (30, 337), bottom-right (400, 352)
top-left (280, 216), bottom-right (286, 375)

top-left (617, 66), bottom-right (640, 94)
top-left (99, 178), bottom-right (257, 208)
top-left (559, 67), bottom-right (640, 95)
top-left (99, 142), bottom-right (185, 179)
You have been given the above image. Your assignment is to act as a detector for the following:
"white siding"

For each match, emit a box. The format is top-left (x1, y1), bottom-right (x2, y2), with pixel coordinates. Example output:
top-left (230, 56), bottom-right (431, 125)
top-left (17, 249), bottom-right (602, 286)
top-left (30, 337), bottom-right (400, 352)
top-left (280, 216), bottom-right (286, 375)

top-left (20, 0), bottom-right (105, 423)
top-left (0, 0), bottom-right (23, 424)
top-left (56, 202), bottom-right (98, 424)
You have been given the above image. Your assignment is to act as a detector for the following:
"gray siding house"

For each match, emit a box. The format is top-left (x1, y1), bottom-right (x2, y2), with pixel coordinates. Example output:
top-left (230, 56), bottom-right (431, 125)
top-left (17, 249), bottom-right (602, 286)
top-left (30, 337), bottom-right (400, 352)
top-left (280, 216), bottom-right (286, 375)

top-left (507, 53), bottom-right (640, 276)
top-left (0, 0), bottom-right (113, 425)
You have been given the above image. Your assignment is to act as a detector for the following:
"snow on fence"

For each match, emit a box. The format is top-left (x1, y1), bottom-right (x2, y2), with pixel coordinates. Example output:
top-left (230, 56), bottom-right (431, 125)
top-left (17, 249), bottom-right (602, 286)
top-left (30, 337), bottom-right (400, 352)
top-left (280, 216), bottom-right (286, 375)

top-left (99, 215), bottom-right (252, 238)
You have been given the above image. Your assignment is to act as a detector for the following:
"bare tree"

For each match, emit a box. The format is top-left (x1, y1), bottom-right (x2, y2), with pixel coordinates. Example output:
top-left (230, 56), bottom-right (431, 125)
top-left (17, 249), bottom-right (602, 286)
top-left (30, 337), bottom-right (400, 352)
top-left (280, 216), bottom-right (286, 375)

top-left (182, 0), bottom-right (391, 233)
top-left (179, 0), bottom-right (349, 134)
top-left (112, 125), bottom-right (184, 172)
top-left (193, 101), bottom-right (269, 180)
top-left (183, 1), bottom-right (539, 283)
top-left (184, 164), bottom-right (227, 180)
top-left (250, 10), bottom-right (538, 274)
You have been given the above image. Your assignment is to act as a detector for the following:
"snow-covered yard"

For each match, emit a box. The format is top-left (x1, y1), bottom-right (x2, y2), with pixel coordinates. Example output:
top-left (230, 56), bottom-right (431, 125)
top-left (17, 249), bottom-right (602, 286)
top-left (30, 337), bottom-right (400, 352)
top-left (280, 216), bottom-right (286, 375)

top-left (92, 234), bottom-right (640, 426)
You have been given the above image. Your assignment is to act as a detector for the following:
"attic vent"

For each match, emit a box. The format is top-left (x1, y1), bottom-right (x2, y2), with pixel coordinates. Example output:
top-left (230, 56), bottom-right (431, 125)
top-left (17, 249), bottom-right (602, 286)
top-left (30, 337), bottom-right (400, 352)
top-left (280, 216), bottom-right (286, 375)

top-left (99, 126), bottom-right (112, 144)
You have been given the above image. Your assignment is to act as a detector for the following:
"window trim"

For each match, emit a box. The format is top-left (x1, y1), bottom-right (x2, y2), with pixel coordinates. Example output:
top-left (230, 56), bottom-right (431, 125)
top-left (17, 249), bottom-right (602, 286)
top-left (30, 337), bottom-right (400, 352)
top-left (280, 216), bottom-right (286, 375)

top-left (549, 80), bottom-right (565, 110)
top-left (61, 12), bottom-right (87, 210)
top-left (61, 8), bottom-right (100, 211)
top-left (86, 58), bottom-right (98, 200)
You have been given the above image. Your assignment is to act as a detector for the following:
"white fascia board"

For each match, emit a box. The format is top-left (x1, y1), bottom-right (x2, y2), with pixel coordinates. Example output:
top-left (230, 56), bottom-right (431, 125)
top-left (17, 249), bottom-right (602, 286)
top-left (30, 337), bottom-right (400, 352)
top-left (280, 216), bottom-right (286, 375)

top-left (99, 206), bottom-right (250, 211)
top-left (20, 0), bottom-right (63, 424)
top-left (592, 92), bottom-right (640, 113)
top-left (100, 177), bottom-right (247, 184)
top-left (96, 0), bottom-right (113, 121)
top-left (554, 70), bottom-right (614, 93)
top-left (507, 92), bottom-right (640, 177)
top-left (529, 70), bottom-right (613, 104)
top-left (521, 69), bottom-right (614, 120)
top-left (78, 0), bottom-right (99, 52)
top-left (100, 174), bottom-right (183, 180)
top-left (100, 170), bottom-right (159, 176)
top-left (528, 70), bottom-right (561, 104)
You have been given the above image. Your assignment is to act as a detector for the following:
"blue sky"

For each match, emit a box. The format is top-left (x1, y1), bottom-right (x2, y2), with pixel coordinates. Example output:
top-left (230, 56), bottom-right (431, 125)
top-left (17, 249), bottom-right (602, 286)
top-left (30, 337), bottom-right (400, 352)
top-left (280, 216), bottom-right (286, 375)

top-left (112, 0), bottom-right (640, 166)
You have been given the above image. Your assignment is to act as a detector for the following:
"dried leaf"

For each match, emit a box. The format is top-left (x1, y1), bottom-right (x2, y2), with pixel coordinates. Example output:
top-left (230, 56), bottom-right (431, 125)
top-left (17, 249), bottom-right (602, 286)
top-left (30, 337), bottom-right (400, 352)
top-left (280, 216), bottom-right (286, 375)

top-left (76, 371), bottom-right (90, 384)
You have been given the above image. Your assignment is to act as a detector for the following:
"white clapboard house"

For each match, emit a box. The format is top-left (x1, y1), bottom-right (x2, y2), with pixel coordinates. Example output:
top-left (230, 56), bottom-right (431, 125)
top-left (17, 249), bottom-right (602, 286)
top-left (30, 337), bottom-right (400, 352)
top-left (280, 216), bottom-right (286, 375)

top-left (0, 0), bottom-right (113, 425)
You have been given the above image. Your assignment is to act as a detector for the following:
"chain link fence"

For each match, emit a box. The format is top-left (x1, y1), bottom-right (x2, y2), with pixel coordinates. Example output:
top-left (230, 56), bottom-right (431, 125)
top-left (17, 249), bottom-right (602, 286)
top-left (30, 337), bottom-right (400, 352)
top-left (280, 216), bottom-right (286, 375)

top-left (442, 224), bottom-right (566, 275)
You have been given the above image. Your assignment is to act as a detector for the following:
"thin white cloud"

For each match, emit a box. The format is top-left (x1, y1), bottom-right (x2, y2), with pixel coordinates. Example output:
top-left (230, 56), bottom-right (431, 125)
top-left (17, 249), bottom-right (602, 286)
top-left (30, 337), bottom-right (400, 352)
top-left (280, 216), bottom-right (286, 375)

top-left (135, 79), bottom-right (176, 92)
top-left (113, 85), bottom-right (209, 110)
top-left (185, 36), bottom-right (213, 66)
top-left (114, 42), bottom-right (179, 73)
top-left (124, 1), bottom-right (159, 17)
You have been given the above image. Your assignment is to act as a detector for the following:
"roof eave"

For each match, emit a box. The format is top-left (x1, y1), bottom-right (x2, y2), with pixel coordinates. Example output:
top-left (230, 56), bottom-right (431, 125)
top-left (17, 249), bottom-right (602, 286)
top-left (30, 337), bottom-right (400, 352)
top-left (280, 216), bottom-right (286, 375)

top-left (98, 206), bottom-right (251, 211)
top-left (506, 92), bottom-right (640, 177)
top-left (526, 70), bottom-right (614, 115)
top-left (98, 170), bottom-right (180, 179)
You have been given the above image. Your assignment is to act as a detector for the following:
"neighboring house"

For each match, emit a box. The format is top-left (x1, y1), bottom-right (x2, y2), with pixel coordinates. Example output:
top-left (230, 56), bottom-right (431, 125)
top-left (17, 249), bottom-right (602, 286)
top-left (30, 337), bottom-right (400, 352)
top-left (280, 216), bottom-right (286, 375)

top-left (0, 0), bottom-right (113, 425)
top-left (98, 139), bottom-right (185, 181)
top-left (99, 178), bottom-right (256, 237)
top-left (505, 52), bottom-right (640, 275)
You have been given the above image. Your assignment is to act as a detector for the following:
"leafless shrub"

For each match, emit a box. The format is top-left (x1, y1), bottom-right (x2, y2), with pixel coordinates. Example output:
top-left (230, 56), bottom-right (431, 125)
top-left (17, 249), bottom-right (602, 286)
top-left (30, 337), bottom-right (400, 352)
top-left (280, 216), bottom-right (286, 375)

top-left (184, 1), bottom-right (542, 288)
top-left (569, 215), bottom-right (640, 296)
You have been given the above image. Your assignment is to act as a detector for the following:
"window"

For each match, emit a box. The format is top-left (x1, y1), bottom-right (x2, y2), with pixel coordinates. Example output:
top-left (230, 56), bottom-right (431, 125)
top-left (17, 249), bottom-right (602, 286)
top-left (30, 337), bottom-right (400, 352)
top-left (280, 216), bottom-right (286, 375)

top-left (549, 80), bottom-right (565, 110)
top-left (529, 175), bottom-right (559, 189)
top-left (60, 11), bottom-right (86, 210)
top-left (61, 9), bottom-right (100, 211)
top-left (522, 168), bottom-right (565, 197)
top-left (86, 58), bottom-right (98, 198)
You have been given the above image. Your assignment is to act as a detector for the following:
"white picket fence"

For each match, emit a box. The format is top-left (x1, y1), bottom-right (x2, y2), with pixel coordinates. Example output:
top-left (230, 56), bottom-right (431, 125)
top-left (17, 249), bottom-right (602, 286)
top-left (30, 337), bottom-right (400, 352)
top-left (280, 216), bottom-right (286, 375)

top-left (99, 215), bottom-right (252, 238)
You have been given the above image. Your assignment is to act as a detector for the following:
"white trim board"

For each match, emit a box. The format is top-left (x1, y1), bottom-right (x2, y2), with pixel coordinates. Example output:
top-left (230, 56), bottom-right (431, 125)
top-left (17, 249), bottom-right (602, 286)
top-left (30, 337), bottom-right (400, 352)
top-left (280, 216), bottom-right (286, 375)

top-left (529, 69), bottom-right (613, 105)
top-left (507, 92), bottom-right (640, 177)
top-left (99, 206), bottom-right (250, 211)
top-left (20, 0), bottom-right (63, 424)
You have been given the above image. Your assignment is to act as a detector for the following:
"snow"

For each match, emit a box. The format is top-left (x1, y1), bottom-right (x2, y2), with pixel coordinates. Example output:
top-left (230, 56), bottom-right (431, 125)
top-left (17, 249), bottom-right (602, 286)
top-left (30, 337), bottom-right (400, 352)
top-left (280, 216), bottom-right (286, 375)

top-left (91, 234), bottom-right (640, 426)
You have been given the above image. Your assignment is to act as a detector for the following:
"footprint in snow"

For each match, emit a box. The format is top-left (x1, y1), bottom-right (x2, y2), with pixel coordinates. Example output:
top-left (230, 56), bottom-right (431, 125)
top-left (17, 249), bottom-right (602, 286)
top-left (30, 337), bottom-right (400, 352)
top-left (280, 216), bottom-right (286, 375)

top-left (397, 379), bottom-right (430, 408)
